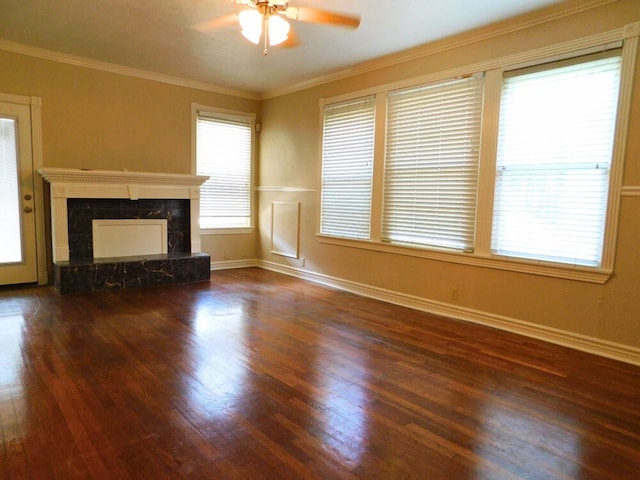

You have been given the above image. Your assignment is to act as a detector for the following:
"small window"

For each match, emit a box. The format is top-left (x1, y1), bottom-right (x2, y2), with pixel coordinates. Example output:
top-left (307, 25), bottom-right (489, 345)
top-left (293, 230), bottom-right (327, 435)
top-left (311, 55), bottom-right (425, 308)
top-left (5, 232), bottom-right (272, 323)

top-left (492, 53), bottom-right (622, 266)
top-left (320, 96), bottom-right (376, 239)
top-left (383, 75), bottom-right (484, 251)
top-left (196, 111), bottom-right (254, 230)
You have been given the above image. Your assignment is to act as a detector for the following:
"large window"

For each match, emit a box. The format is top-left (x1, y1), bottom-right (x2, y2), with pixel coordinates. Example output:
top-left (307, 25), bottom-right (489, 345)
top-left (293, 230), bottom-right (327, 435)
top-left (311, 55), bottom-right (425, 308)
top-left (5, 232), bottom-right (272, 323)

top-left (318, 28), bottom-right (636, 282)
top-left (195, 109), bottom-right (254, 230)
top-left (492, 53), bottom-right (621, 267)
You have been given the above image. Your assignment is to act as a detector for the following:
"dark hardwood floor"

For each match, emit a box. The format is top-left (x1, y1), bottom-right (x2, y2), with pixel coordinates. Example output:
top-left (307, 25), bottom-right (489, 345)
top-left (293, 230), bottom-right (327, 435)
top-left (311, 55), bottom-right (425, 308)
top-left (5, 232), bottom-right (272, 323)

top-left (1, 267), bottom-right (639, 479)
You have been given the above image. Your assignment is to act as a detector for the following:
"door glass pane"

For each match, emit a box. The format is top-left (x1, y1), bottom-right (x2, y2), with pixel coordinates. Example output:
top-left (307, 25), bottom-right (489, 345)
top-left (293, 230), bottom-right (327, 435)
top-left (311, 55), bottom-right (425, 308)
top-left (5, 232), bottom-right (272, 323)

top-left (0, 118), bottom-right (22, 263)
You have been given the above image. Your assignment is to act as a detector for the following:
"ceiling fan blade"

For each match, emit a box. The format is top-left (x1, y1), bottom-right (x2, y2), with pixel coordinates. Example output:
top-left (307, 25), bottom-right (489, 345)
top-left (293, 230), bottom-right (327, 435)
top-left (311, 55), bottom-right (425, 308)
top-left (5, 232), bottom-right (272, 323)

top-left (192, 13), bottom-right (238, 33)
top-left (285, 6), bottom-right (360, 29)
top-left (281, 27), bottom-right (300, 49)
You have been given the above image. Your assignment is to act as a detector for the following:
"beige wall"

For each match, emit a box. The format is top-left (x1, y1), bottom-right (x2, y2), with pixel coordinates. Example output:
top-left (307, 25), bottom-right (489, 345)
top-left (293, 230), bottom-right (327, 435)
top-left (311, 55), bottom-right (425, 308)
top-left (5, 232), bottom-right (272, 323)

top-left (0, 49), bottom-right (261, 261)
top-left (258, 0), bottom-right (640, 352)
top-left (1, 1), bottom-right (638, 357)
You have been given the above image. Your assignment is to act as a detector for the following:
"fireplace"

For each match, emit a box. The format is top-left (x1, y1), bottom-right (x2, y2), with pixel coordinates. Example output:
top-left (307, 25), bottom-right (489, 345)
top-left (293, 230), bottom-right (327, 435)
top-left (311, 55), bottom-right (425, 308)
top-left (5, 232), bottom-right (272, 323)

top-left (39, 168), bottom-right (211, 294)
top-left (66, 198), bottom-right (187, 260)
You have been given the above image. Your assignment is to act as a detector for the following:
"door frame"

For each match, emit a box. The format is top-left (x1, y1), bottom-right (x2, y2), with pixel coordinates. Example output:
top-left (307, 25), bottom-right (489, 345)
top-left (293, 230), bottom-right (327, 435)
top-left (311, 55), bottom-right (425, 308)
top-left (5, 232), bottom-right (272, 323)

top-left (1, 92), bottom-right (47, 285)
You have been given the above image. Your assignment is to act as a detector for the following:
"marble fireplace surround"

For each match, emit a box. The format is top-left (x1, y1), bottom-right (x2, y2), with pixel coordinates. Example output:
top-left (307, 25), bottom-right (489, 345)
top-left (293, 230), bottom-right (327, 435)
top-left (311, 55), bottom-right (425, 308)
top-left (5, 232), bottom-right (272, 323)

top-left (39, 168), bottom-right (211, 294)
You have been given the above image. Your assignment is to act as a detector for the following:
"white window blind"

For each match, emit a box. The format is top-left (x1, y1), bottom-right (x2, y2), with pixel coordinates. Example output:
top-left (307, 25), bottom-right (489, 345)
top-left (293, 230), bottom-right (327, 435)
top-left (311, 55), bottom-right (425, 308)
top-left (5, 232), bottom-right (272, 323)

top-left (320, 96), bottom-right (376, 239)
top-left (492, 54), bottom-right (622, 266)
top-left (383, 75), bottom-right (484, 251)
top-left (196, 114), bottom-right (252, 229)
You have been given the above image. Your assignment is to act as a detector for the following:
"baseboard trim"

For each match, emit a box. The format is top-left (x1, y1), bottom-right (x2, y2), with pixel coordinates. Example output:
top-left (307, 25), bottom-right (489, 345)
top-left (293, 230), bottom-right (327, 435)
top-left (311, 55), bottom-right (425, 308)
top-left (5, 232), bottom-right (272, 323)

top-left (256, 260), bottom-right (640, 366)
top-left (210, 259), bottom-right (259, 271)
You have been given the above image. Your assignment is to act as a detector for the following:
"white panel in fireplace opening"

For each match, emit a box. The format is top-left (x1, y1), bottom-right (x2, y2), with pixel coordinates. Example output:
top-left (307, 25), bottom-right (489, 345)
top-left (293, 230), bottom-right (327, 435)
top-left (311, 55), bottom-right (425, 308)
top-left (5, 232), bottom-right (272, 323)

top-left (92, 219), bottom-right (168, 259)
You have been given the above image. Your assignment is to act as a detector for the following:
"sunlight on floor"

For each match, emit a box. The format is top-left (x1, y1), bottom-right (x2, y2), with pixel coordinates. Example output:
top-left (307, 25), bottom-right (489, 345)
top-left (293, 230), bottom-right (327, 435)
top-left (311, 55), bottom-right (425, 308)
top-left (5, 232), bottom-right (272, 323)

top-left (474, 394), bottom-right (583, 479)
top-left (315, 337), bottom-right (370, 468)
top-left (190, 304), bottom-right (249, 419)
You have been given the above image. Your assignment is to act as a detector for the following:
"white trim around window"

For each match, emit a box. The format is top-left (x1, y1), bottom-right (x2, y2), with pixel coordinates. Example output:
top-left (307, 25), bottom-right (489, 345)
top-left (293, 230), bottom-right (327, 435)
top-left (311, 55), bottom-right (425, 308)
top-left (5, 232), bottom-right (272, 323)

top-left (317, 23), bottom-right (639, 284)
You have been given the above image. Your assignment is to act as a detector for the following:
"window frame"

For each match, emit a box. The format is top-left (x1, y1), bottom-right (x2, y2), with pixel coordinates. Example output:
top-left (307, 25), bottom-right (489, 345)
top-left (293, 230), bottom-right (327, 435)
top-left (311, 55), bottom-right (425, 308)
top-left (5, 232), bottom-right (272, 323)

top-left (316, 23), bottom-right (639, 284)
top-left (191, 103), bottom-right (256, 235)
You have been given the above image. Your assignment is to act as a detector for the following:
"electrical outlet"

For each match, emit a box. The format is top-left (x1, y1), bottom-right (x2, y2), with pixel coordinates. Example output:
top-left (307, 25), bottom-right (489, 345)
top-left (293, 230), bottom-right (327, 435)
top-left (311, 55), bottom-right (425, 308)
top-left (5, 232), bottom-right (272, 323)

top-left (451, 287), bottom-right (459, 300)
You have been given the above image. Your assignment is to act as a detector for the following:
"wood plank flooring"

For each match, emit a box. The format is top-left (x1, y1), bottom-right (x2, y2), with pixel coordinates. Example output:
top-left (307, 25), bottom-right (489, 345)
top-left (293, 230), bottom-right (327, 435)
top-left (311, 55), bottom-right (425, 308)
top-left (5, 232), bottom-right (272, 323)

top-left (1, 267), bottom-right (639, 479)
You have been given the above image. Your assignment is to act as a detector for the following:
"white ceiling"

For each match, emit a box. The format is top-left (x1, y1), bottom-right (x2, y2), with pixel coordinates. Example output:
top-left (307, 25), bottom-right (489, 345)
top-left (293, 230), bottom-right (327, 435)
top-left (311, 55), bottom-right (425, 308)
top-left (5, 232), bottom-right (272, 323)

top-left (0, 0), bottom-right (566, 97)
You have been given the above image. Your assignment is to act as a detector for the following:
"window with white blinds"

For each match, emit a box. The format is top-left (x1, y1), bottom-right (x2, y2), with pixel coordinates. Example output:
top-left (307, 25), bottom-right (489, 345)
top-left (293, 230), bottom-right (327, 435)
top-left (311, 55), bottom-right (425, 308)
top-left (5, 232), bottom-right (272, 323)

top-left (196, 113), bottom-right (253, 229)
top-left (383, 75), bottom-right (484, 251)
top-left (320, 96), bottom-right (376, 239)
top-left (492, 53), bottom-right (622, 266)
top-left (317, 32), bottom-right (634, 281)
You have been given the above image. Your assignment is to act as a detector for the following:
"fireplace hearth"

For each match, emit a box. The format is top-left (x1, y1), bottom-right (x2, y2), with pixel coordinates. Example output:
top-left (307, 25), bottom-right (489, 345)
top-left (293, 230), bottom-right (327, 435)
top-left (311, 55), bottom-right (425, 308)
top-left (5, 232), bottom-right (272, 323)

top-left (54, 252), bottom-right (211, 295)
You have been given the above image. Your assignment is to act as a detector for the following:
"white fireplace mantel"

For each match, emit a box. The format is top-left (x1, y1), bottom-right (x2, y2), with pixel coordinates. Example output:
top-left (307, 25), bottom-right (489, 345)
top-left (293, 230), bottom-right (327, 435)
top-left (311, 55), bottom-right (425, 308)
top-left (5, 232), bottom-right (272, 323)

top-left (39, 168), bottom-right (209, 262)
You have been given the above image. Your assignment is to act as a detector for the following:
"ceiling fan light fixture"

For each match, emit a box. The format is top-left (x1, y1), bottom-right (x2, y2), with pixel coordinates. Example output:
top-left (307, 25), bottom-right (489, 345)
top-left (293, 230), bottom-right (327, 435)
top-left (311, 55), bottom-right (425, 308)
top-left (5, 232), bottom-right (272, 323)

top-left (268, 14), bottom-right (290, 46)
top-left (238, 9), bottom-right (262, 44)
top-left (194, 2), bottom-right (361, 55)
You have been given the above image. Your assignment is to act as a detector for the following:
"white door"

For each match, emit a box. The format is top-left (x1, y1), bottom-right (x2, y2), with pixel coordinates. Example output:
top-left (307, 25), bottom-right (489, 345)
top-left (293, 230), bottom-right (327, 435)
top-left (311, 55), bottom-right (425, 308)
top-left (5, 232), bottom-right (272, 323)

top-left (0, 102), bottom-right (37, 285)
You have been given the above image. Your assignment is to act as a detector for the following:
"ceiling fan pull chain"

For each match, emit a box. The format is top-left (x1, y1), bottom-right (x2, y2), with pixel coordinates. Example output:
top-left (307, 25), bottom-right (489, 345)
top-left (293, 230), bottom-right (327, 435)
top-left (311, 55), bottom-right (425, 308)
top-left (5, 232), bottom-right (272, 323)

top-left (263, 14), bottom-right (269, 55)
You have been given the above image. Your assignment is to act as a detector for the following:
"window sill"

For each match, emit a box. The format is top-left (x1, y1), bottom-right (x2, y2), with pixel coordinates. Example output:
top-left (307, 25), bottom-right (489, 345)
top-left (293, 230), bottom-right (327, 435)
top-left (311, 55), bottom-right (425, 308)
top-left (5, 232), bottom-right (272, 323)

top-left (201, 227), bottom-right (254, 235)
top-left (316, 234), bottom-right (612, 284)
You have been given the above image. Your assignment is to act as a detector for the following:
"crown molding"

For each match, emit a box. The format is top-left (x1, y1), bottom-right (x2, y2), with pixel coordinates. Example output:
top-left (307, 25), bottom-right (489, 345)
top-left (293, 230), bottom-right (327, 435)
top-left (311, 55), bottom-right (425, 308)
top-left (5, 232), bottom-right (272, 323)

top-left (0, 0), bottom-right (619, 101)
top-left (261, 0), bottom-right (619, 99)
top-left (0, 39), bottom-right (260, 101)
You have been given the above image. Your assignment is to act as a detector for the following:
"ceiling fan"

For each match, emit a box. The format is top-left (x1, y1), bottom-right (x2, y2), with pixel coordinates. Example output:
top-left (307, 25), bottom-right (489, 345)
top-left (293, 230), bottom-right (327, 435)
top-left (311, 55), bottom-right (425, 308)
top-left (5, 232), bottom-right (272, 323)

top-left (193, 0), bottom-right (361, 55)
